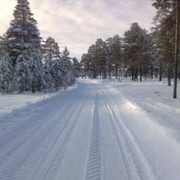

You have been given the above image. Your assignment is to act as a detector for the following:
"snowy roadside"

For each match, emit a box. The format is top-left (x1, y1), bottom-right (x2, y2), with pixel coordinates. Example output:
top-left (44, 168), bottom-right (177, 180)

top-left (109, 78), bottom-right (180, 142)
top-left (0, 78), bottom-right (180, 180)
top-left (0, 83), bottom-right (78, 117)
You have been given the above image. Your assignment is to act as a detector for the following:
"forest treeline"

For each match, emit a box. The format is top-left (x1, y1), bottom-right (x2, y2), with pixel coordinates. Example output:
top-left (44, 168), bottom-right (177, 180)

top-left (81, 0), bottom-right (180, 86)
top-left (0, 0), bottom-right (179, 94)
top-left (0, 0), bottom-right (81, 93)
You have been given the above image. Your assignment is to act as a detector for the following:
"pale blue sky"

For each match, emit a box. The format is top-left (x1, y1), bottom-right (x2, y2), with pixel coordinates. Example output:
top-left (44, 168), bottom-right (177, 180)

top-left (0, 0), bottom-right (156, 59)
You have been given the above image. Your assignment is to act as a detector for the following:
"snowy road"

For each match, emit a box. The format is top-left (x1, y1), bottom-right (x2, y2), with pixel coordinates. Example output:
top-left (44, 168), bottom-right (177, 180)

top-left (0, 79), bottom-right (180, 180)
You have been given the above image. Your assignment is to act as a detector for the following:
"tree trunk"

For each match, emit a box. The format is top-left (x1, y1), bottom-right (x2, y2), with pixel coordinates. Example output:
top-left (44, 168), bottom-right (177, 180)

top-left (151, 66), bottom-right (154, 79)
top-left (135, 68), bottom-right (138, 81)
top-left (168, 67), bottom-right (172, 86)
top-left (115, 65), bottom-right (118, 79)
top-left (159, 64), bottom-right (162, 81)
top-left (131, 67), bottom-right (134, 81)
top-left (140, 66), bottom-right (143, 81)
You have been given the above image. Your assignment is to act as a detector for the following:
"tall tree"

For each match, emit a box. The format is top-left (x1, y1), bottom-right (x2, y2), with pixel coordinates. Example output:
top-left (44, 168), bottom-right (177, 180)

top-left (4, 0), bottom-right (41, 65)
top-left (72, 57), bottom-right (81, 78)
top-left (60, 47), bottom-right (75, 87)
top-left (152, 0), bottom-right (176, 85)
top-left (43, 37), bottom-right (60, 61)
top-left (106, 35), bottom-right (122, 79)
top-left (124, 23), bottom-right (150, 81)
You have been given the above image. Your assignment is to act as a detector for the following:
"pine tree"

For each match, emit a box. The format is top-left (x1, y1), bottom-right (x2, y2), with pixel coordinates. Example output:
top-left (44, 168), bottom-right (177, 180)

top-left (106, 35), bottom-right (122, 79)
top-left (72, 57), bottom-right (81, 78)
top-left (87, 44), bottom-right (98, 78)
top-left (4, 0), bottom-right (41, 65)
top-left (43, 37), bottom-right (62, 90)
top-left (43, 37), bottom-right (60, 61)
top-left (81, 53), bottom-right (91, 78)
top-left (152, 0), bottom-right (176, 85)
top-left (124, 23), bottom-right (150, 81)
top-left (52, 59), bottom-right (63, 90)
top-left (43, 59), bottom-right (54, 91)
top-left (61, 47), bottom-right (75, 87)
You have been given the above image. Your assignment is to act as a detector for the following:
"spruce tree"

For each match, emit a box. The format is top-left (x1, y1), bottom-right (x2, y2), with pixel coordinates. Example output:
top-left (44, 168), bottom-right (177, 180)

top-left (61, 47), bottom-right (75, 87)
top-left (4, 0), bottom-right (41, 65)
top-left (72, 57), bottom-right (81, 78)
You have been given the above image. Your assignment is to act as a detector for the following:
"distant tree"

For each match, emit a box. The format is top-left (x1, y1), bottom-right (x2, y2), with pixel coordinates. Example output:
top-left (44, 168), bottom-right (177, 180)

top-left (43, 37), bottom-right (60, 61)
top-left (95, 39), bottom-right (108, 79)
top-left (124, 23), bottom-right (150, 81)
top-left (81, 36), bottom-right (123, 79)
top-left (61, 47), bottom-right (75, 87)
top-left (42, 37), bottom-right (61, 91)
top-left (81, 53), bottom-right (91, 78)
top-left (72, 57), bottom-right (81, 78)
top-left (87, 44), bottom-right (98, 78)
top-left (106, 35), bottom-right (123, 79)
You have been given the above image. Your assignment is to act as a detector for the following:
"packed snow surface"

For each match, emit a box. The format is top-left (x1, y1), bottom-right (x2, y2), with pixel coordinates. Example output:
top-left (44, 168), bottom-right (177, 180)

top-left (0, 78), bottom-right (180, 180)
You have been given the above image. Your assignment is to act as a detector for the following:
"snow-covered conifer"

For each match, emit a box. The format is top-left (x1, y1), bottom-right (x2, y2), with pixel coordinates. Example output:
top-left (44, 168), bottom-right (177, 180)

top-left (43, 60), bottom-right (54, 91)
top-left (61, 47), bottom-right (75, 87)
top-left (72, 57), bottom-right (81, 78)
top-left (29, 50), bottom-right (44, 93)
top-left (43, 37), bottom-right (60, 61)
top-left (4, 0), bottom-right (41, 65)
top-left (0, 53), bottom-right (14, 93)
top-left (14, 51), bottom-right (31, 93)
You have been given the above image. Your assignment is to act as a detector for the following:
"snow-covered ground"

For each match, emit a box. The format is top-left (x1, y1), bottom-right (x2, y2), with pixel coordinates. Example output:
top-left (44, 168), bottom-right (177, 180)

top-left (0, 78), bottom-right (180, 180)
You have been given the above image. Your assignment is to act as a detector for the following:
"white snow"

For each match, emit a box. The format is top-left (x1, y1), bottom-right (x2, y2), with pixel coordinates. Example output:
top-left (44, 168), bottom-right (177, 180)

top-left (0, 78), bottom-right (180, 180)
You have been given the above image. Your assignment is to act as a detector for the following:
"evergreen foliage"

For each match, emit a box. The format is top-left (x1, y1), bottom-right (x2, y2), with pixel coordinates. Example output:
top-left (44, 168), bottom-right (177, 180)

top-left (0, 0), bottom-right (75, 93)
top-left (4, 0), bottom-right (41, 65)
top-left (0, 53), bottom-right (14, 93)
top-left (151, 0), bottom-right (177, 85)
top-left (81, 25), bottom-right (153, 80)
top-left (124, 23), bottom-right (152, 81)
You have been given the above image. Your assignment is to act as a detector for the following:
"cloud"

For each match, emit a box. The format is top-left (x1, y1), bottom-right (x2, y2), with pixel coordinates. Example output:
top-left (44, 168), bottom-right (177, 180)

top-left (0, 0), bottom-right (156, 59)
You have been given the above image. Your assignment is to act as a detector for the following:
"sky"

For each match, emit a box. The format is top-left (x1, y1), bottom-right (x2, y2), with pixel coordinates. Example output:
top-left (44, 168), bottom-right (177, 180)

top-left (0, 0), bottom-right (156, 60)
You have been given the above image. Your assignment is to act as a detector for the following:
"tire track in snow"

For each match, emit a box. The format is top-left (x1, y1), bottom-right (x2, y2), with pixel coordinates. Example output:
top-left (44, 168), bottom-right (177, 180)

top-left (16, 86), bottom-right (89, 180)
top-left (0, 87), bottom-right (88, 180)
top-left (0, 93), bottom-right (73, 166)
top-left (38, 98), bottom-right (87, 180)
top-left (0, 101), bottom-right (76, 180)
top-left (100, 87), bottom-right (157, 180)
top-left (85, 93), bottom-right (102, 180)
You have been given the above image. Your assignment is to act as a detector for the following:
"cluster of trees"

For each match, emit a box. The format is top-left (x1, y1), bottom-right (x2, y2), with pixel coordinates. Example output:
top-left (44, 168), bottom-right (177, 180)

top-left (152, 0), bottom-right (177, 86)
top-left (81, 0), bottom-right (180, 84)
top-left (0, 0), bottom-right (179, 94)
top-left (0, 0), bottom-right (80, 93)
top-left (81, 24), bottom-right (154, 81)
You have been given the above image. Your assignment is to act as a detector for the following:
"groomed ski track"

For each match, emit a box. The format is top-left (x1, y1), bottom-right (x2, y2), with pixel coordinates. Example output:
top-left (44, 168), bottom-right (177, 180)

top-left (0, 79), bottom-right (180, 180)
